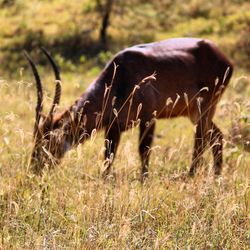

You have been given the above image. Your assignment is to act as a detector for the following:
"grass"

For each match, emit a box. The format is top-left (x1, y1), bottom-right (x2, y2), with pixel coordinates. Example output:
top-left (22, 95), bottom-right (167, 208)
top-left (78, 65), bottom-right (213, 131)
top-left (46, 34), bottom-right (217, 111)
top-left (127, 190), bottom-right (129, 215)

top-left (0, 68), bottom-right (249, 248)
top-left (0, 0), bottom-right (250, 248)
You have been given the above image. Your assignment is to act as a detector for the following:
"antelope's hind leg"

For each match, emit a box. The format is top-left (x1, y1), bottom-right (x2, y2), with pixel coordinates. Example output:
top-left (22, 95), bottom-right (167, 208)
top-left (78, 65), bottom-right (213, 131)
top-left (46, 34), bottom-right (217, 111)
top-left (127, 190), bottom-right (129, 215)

top-left (189, 114), bottom-right (223, 176)
top-left (209, 122), bottom-right (223, 175)
top-left (139, 121), bottom-right (155, 182)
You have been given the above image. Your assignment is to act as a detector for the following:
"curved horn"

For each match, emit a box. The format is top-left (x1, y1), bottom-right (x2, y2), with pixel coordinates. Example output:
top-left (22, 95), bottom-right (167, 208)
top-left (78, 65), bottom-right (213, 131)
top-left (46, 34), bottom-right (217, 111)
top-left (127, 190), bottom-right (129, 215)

top-left (41, 47), bottom-right (61, 114)
top-left (24, 51), bottom-right (43, 134)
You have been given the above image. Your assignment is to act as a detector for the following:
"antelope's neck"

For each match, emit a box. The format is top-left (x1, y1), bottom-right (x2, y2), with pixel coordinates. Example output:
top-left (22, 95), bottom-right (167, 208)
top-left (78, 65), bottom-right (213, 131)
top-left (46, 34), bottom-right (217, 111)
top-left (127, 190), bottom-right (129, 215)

top-left (61, 65), bottom-right (114, 147)
top-left (69, 82), bottom-right (107, 143)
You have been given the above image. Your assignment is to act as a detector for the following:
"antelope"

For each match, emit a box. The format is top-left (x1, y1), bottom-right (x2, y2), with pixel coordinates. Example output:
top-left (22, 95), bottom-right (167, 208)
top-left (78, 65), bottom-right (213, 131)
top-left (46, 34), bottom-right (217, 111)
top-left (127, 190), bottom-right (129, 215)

top-left (25, 38), bottom-right (233, 180)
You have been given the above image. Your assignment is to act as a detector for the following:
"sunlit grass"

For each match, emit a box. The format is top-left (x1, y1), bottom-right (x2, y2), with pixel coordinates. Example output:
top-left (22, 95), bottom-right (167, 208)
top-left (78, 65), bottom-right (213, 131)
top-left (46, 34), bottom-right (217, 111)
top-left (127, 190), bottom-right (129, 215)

top-left (0, 69), bottom-right (249, 248)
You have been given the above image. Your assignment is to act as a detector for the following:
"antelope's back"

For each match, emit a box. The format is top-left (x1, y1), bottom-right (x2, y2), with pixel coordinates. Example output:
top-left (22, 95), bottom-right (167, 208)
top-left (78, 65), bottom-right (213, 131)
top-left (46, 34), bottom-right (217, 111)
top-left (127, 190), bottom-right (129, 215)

top-left (118, 38), bottom-right (233, 81)
top-left (95, 38), bottom-right (233, 125)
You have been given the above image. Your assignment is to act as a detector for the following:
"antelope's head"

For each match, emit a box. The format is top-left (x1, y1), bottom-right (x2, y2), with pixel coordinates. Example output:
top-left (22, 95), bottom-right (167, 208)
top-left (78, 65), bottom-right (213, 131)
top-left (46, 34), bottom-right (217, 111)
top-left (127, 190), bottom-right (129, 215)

top-left (25, 49), bottom-right (72, 173)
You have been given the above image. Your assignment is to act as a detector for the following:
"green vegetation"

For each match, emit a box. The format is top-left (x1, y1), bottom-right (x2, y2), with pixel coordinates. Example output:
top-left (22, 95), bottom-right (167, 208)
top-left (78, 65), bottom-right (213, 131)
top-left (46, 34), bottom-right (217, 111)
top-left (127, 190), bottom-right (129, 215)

top-left (0, 0), bottom-right (249, 248)
top-left (0, 0), bottom-right (250, 74)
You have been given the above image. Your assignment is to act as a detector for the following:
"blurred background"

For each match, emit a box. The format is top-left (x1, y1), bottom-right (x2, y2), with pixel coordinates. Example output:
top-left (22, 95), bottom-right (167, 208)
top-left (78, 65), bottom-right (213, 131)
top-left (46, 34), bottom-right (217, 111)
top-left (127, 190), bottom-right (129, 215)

top-left (0, 0), bottom-right (249, 76)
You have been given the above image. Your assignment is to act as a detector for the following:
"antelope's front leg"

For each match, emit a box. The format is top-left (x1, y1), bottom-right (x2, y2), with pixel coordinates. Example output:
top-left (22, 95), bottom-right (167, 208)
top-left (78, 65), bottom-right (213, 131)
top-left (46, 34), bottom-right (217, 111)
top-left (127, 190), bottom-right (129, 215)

top-left (102, 124), bottom-right (121, 179)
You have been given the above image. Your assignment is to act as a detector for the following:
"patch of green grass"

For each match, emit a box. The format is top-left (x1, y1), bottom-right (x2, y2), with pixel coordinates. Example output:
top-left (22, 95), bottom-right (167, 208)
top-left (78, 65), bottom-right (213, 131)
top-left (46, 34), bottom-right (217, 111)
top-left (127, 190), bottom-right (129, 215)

top-left (0, 0), bottom-right (249, 74)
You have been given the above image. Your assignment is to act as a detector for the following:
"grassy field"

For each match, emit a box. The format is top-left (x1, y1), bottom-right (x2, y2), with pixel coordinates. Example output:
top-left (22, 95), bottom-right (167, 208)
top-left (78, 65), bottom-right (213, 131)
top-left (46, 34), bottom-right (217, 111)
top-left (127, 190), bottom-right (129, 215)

top-left (0, 0), bottom-right (250, 249)
top-left (0, 62), bottom-right (249, 249)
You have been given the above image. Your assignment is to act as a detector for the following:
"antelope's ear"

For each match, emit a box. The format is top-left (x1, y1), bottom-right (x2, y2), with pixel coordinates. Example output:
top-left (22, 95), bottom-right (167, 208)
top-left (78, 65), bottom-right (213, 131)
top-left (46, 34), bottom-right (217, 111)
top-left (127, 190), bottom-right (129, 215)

top-left (52, 117), bottom-right (62, 129)
top-left (52, 109), bottom-right (71, 129)
top-left (52, 112), bottom-right (66, 129)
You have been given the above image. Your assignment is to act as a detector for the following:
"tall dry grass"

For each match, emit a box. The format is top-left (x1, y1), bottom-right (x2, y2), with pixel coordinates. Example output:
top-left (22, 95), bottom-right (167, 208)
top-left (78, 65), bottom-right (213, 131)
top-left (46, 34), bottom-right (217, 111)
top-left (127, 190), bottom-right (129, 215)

top-left (0, 70), bottom-right (249, 248)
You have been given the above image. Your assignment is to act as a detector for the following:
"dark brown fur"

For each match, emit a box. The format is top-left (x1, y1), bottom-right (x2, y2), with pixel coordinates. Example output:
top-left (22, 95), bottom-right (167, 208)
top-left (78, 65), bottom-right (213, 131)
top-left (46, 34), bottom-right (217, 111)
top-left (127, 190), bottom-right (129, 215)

top-left (29, 38), bottom-right (233, 179)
